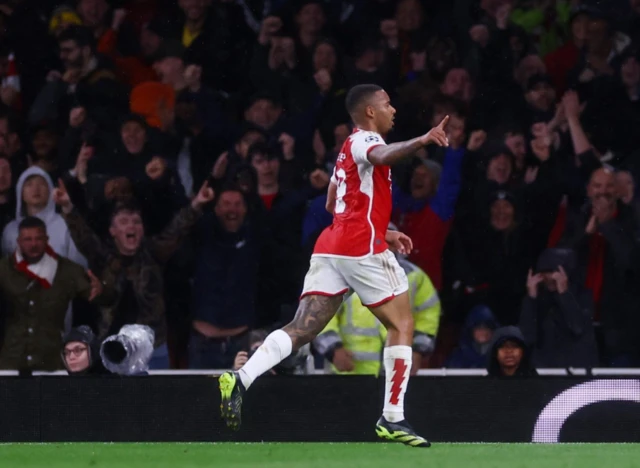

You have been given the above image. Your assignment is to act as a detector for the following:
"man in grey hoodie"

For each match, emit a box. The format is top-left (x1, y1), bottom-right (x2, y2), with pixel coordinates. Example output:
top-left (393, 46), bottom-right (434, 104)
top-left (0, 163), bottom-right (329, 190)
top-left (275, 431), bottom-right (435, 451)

top-left (2, 166), bottom-right (86, 267)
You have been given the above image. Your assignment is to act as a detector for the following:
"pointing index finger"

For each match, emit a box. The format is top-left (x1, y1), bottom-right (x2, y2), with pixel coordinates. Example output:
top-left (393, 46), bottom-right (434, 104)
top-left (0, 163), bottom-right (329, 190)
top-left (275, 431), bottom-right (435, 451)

top-left (437, 115), bottom-right (450, 130)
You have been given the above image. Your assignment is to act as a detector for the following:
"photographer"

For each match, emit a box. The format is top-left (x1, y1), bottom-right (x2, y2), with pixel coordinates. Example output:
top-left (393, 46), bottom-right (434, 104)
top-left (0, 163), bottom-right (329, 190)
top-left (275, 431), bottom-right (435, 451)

top-left (519, 248), bottom-right (598, 368)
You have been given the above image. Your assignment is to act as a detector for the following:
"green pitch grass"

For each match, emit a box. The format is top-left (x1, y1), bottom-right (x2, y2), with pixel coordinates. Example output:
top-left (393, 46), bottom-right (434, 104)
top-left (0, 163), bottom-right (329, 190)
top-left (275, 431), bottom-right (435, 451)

top-left (1, 443), bottom-right (639, 468)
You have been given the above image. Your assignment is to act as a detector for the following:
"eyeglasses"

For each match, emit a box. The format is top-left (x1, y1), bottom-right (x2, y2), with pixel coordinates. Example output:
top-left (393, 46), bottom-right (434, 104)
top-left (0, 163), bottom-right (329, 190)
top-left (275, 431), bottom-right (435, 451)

top-left (63, 346), bottom-right (87, 358)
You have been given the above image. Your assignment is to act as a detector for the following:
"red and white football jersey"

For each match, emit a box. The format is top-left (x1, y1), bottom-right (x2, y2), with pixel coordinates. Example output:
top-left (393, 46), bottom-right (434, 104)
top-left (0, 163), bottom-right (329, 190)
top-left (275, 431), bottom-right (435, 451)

top-left (313, 129), bottom-right (392, 258)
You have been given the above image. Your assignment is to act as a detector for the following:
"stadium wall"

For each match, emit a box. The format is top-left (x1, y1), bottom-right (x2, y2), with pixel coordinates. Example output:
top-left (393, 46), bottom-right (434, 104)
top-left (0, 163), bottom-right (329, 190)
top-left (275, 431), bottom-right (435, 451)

top-left (1, 376), bottom-right (639, 443)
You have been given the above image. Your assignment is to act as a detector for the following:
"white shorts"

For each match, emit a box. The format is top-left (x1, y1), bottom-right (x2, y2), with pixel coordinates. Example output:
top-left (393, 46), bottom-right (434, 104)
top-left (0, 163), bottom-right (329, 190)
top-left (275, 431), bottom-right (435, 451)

top-left (301, 250), bottom-right (409, 307)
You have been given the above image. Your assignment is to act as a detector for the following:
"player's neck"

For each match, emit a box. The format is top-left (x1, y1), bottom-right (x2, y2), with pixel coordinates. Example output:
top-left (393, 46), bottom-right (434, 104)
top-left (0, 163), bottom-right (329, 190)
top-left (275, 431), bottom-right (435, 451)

top-left (356, 122), bottom-right (380, 134)
top-left (258, 183), bottom-right (279, 196)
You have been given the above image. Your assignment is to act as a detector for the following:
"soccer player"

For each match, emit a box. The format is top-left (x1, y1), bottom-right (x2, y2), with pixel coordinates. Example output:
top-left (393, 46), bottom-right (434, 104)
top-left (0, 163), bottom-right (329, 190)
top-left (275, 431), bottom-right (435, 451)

top-left (219, 84), bottom-right (449, 447)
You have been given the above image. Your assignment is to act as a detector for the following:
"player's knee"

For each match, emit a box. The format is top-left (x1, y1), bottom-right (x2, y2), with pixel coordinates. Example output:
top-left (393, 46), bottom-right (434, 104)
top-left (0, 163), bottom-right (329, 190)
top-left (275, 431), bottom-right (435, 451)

top-left (282, 325), bottom-right (316, 352)
top-left (289, 334), bottom-right (313, 352)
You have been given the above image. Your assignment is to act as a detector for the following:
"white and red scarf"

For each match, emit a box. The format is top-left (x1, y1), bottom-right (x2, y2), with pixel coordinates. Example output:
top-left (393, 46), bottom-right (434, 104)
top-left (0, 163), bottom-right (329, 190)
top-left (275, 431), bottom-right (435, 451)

top-left (13, 246), bottom-right (59, 289)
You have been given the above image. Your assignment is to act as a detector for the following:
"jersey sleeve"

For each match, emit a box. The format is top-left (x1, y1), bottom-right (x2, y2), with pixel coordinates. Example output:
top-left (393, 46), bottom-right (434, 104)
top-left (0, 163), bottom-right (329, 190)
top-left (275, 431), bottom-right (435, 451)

top-left (351, 132), bottom-right (386, 164)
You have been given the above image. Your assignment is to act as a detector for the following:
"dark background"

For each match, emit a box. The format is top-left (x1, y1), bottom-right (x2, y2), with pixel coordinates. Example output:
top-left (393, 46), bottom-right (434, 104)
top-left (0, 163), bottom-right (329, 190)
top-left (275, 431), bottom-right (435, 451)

top-left (1, 376), bottom-right (639, 442)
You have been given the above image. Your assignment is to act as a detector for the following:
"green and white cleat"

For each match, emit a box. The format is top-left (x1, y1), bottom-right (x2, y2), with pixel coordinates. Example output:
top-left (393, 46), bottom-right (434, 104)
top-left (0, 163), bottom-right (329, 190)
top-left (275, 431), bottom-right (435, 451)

top-left (219, 371), bottom-right (245, 431)
top-left (375, 417), bottom-right (431, 448)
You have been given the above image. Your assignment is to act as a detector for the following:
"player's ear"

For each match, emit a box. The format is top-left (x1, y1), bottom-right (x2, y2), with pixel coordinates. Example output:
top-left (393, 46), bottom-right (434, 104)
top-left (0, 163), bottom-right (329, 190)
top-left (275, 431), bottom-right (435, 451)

top-left (365, 105), bottom-right (374, 119)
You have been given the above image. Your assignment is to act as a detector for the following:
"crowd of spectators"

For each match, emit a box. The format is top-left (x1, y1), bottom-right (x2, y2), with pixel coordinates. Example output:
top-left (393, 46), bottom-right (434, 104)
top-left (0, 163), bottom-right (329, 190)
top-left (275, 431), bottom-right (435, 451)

top-left (0, 0), bottom-right (639, 373)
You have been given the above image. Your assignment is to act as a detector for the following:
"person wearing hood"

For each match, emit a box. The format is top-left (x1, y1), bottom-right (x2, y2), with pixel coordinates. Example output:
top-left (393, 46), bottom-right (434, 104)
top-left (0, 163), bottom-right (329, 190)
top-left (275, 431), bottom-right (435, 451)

top-left (487, 326), bottom-right (538, 377)
top-left (445, 305), bottom-right (498, 369)
top-left (2, 166), bottom-right (87, 268)
top-left (62, 325), bottom-right (108, 375)
top-left (519, 248), bottom-right (598, 368)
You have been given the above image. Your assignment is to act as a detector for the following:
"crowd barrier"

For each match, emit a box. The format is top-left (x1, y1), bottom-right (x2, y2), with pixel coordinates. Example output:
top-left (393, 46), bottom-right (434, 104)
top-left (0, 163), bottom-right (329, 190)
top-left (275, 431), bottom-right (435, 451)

top-left (0, 372), bottom-right (639, 443)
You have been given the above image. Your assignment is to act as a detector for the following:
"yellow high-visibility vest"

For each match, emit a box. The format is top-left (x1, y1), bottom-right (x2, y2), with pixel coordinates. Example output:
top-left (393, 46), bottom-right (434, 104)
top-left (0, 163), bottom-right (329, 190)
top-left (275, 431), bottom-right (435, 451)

top-left (314, 258), bottom-right (440, 376)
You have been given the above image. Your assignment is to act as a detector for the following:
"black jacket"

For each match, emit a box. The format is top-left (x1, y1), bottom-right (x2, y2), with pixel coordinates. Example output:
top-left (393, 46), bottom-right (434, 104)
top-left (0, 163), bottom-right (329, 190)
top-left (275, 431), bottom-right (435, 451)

top-left (191, 213), bottom-right (260, 329)
top-left (557, 201), bottom-right (640, 361)
top-left (520, 287), bottom-right (598, 369)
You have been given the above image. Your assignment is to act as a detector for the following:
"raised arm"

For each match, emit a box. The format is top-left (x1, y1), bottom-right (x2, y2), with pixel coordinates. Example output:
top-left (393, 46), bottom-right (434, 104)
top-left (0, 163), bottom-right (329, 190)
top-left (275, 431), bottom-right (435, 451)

top-left (367, 116), bottom-right (450, 166)
top-left (54, 179), bottom-right (108, 270)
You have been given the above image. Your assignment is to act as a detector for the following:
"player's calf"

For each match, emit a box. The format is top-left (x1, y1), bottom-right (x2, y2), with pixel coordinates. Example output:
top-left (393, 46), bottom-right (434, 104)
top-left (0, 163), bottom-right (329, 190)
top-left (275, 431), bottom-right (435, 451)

top-left (283, 294), bottom-right (344, 351)
top-left (236, 294), bottom-right (343, 390)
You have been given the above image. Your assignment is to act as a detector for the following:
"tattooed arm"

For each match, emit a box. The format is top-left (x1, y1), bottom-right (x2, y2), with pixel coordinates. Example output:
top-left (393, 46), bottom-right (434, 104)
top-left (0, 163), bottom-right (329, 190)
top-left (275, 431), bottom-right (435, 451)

top-left (283, 294), bottom-right (344, 351)
top-left (367, 116), bottom-right (450, 166)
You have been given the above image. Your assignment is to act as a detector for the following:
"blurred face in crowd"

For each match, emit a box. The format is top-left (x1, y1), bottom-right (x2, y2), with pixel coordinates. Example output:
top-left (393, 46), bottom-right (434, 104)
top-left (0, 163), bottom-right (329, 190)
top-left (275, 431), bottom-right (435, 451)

top-left (473, 325), bottom-right (494, 345)
top-left (296, 2), bottom-right (325, 34)
top-left (621, 55), bottom-right (640, 90)
top-left (440, 68), bottom-right (473, 102)
top-left (486, 154), bottom-right (512, 185)
top-left (431, 103), bottom-right (455, 129)
top-left (588, 168), bottom-right (616, 209)
top-left (497, 340), bottom-right (523, 373)
top-left (514, 55), bottom-right (546, 88)
top-left (214, 190), bottom-right (247, 233)
top-left (615, 170), bottom-right (635, 205)
top-left (333, 124), bottom-right (350, 152)
top-left (22, 175), bottom-right (50, 212)
top-left (586, 18), bottom-right (611, 53)
top-left (525, 81), bottom-right (555, 112)
top-left (17, 226), bottom-right (48, 264)
top-left (179, 0), bottom-right (211, 22)
top-left (121, 121), bottom-right (146, 155)
top-left (396, 0), bottom-right (423, 32)
top-left (0, 117), bottom-right (20, 155)
top-left (490, 199), bottom-right (515, 232)
top-left (504, 132), bottom-right (526, 169)
top-left (0, 158), bottom-right (11, 195)
top-left (110, 209), bottom-right (144, 255)
top-left (244, 99), bottom-right (282, 130)
top-left (410, 164), bottom-right (436, 200)
top-left (313, 42), bottom-right (337, 73)
top-left (175, 99), bottom-right (198, 128)
top-left (153, 57), bottom-right (185, 86)
top-left (235, 131), bottom-right (266, 160)
top-left (540, 271), bottom-right (559, 291)
top-left (632, 0), bottom-right (640, 14)
top-left (77, 0), bottom-right (109, 29)
top-left (571, 13), bottom-right (590, 45)
top-left (63, 341), bottom-right (90, 373)
top-left (251, 152), bottom-right (280, 187)
top-left (140, 27), bottom-right (162, 58)
top-left (31, 129), bottom-right (59, 160)
top-left (355, 46), bottom-right (383, 72)
top-left (59, 39), bottom-right (90, 70)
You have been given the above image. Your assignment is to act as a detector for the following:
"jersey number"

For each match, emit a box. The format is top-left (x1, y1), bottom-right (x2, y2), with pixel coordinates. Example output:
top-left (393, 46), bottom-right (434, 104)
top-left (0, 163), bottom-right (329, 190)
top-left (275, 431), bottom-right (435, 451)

top-left (335, 168), bottom-right (347, 214)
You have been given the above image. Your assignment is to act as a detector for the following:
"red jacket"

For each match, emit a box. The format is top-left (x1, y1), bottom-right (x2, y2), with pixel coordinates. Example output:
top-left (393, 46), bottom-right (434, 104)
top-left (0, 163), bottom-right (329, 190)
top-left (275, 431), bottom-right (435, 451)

top-left (544, 41), bottom-right (580, 97)
top-left (394, 206), bottom-right (453, 291)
